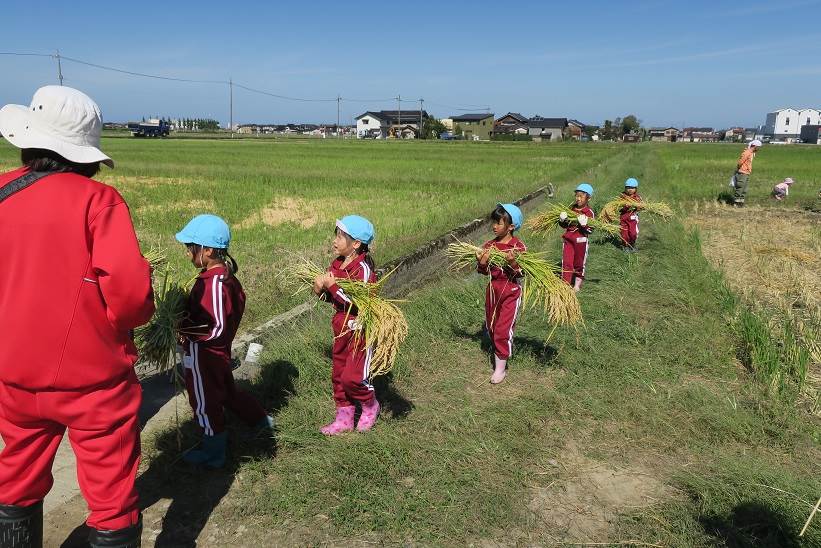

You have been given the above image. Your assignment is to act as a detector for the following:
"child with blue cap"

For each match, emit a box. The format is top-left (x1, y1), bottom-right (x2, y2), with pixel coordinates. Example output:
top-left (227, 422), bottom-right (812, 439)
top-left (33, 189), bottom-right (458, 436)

top-left (559, 184), bottom-right (596, 291)
top-left (619, 178), bottom-right (643, 252)
top-left (175, 214), bottom-right (272, 468)
top-left (476, 203), bottom-right (527, 384)
top-left (312, 214), bottom-right (381, 434)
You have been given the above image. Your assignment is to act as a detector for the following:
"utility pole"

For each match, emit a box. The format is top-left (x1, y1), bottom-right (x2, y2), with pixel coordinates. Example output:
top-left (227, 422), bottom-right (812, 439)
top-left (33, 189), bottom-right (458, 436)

top-left (397, 94), bottom-right (401, 138)
top-left (419, 98), bottom-right (424, 139)
top-left (337, 95), bottom-right (341, 139)
top-left (55, 50), bottom-right (63, 86)
top-left (229, 78), bottom-right (233, 138)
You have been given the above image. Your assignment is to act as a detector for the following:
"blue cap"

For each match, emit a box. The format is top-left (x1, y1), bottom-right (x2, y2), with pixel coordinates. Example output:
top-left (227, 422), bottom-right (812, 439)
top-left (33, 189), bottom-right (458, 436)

top-left (496, 202), bottom-right (523, 229)
top-left (625, 178), bottom-right (639, 188)
top-left (175, 214), bottom-right (231, 249)
top-left (575, 183), bottom-right (594, 196)
top-left (336, 215), bottom-right (375, 245)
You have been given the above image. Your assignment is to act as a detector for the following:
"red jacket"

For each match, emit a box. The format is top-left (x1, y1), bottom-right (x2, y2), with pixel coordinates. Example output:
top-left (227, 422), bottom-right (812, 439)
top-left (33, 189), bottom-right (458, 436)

top-left (0, 167), bottom-right (154, 390)
top-left (183, 266), bottom-right (245, 362)
top-left (560, 204), bottom-right (595, 240)
top-left (324, 253), bottom-right (376, 335)
top-left (478, 236), bottom-right (527, 283)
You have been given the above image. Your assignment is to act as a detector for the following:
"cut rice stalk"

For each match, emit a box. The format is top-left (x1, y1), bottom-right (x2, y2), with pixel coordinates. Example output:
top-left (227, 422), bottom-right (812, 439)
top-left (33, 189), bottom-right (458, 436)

top-left (526, 203), bottom-right (621, 238)
top-left (600, 197), bottom-right (673, 223)
top-left (282, 259), bottom-right (408, 379)
top-left (135, 269), bottom-right (202, 373)
top-left (447, 240), bottom-right (583, 331)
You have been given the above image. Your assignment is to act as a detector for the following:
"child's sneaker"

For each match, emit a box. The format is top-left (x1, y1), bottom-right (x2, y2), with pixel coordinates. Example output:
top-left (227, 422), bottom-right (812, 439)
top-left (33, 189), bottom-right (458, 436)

top-left (356, 398), bottom-right (380, 432)
top-left (320, 406), bottom-right (355, 436)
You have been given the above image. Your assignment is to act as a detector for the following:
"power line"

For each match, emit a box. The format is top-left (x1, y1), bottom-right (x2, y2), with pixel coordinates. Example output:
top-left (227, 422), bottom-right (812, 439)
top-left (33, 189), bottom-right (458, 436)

top-left (0, 52), bottom-right (53, 58)
top-left (232, 82), bottom-right (336, 103)
top-left (60, 55), bottom-right (228, 84)
top-left (0, 50), bottom-right (493, 119)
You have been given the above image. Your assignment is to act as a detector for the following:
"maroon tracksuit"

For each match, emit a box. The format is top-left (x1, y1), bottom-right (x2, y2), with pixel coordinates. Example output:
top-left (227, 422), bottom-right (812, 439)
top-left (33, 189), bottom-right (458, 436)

top-left (619, 192), bottom-right (642, 248)
top-left (182, 266), bottom-right (266, 436)
top-left (324, 254), bottom-right (377, 407)
top-left (479, 237), bottom-right (527, 360)
top-left (560, 205), bottom-right (595, 287)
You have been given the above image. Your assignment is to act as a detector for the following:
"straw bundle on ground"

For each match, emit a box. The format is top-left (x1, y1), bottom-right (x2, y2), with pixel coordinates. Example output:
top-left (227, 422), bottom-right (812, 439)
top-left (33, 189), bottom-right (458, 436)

top-left (447, 241), bottom-right (583, 330)
top-left (284, 259), bottom-right (408, 379)
top-left (525, 203), bottom-right (621, 238)
top-left (600, 197), bottom-right (673, 222)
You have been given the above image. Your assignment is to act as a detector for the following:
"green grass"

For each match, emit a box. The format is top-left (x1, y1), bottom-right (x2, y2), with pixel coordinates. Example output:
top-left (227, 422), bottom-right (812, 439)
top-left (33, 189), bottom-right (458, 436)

top-left (0, 138), bottom-right (617, 327)
top-left (4, 139), bottom-right (819, 544)
top-left (134, 143), bottom-right (820, 546)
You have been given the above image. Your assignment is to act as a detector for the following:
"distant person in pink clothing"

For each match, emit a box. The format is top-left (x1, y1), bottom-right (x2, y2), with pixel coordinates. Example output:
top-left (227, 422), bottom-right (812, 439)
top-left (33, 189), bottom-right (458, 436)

top-left (772, 178), bottom-right (794, 201)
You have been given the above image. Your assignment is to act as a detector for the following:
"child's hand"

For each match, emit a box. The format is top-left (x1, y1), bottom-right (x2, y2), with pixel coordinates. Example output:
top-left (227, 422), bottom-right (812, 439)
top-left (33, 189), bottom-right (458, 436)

top-left (476, 248), bottom-right (491, 265)
top-left (577, 214), bottom-right (588, 227)
top-left (322, 273), bottom-right (336, 289)
top-left (312, 274), bottom-right (325, 295)
top-left (559, 211), bottom-right (568, 221)
top-left (505, 249), bottom-right (519, 269)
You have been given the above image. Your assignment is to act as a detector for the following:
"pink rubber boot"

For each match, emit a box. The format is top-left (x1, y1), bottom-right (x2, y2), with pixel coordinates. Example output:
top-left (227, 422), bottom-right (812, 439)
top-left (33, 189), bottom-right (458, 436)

top-left (356, 397), bottom-right (381, 432)
top-left (320, 405), bottom-right (355, 436)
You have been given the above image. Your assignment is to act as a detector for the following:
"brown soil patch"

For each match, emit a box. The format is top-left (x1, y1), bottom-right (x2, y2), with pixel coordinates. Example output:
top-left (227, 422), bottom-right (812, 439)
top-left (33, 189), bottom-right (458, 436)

top-left (137, 198), bottom-right (215, 216)
top-left (528, 442), bottom-right (670, 543)
top-left (100, 174), bottom-right (195, 188)
top-left (237, 197), bottom-right (318, 229)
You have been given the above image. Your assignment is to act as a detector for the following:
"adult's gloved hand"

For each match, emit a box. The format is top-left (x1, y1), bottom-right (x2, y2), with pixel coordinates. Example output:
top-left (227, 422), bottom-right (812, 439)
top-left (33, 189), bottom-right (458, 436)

top-left (559, 211), bottom-right (568, 221)
top-left (577, 214), bottom-right (588, 226)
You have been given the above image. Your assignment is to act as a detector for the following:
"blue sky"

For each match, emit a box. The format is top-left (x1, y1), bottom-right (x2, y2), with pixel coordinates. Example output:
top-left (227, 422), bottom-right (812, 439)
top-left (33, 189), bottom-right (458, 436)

top-left (2, 0), bottom-right (820, 128)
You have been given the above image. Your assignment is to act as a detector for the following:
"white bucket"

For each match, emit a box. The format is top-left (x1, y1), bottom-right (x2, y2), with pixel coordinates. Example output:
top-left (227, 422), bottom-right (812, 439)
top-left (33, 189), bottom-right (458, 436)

top-left (245, 342), bottom-right (264, 364)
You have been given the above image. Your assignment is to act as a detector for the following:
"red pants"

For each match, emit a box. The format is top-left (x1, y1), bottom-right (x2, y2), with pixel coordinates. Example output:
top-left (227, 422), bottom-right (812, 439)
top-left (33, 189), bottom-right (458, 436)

top-left (620, 213), bottom-right (639, 247)
top-left (331, 313), bottom-right (374, 407)
top-left (485, 280), bottom-right (522, 360)
top-left (184, 342), bottom-right (267, 436)
top-left (562, 234), bottom-right (589, 287)
top-left (0, 374), bottom-right (141, 530)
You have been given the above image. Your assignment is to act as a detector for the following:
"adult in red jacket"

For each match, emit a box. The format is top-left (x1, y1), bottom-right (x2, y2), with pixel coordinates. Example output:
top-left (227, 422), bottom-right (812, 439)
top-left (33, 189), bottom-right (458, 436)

top-left (0, 86), bottom-right (154, 547)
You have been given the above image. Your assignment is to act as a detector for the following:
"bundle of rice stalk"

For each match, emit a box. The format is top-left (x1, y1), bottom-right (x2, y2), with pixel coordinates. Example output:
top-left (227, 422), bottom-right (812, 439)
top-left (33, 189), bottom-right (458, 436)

top-left (283, 259), bottom-right (408, 379)
top-left (135, 270), bottom-right (202, 373)
top-left (600, 197), bottom-right (673, 222)
top-left (446, 241), bottom-right (582, 330)
top-left (143, 246), bottom-right (168, 272)
top-left (526, 203), bottom-right (621, 238)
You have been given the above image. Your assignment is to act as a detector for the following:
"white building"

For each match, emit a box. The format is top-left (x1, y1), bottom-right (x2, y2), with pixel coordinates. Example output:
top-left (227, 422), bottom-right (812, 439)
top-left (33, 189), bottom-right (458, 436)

top-left (763, 108), bottom-right (821, 141)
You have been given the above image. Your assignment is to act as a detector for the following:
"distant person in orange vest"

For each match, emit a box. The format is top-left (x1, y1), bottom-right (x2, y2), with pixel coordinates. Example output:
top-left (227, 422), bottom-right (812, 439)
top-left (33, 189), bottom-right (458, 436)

top-left (731, 139), bottom-right (762, 207)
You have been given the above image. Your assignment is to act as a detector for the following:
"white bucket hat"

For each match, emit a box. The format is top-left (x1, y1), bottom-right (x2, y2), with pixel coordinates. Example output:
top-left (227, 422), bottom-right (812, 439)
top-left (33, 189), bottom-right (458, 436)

top-left (0, 85), bottom-right (113, 167)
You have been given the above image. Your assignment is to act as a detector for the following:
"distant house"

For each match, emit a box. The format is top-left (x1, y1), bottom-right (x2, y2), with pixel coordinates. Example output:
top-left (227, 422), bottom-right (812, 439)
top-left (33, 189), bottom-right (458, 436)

top-left (528, 116), bottom-right (568, 141)
top-left (355, 110), bottom-right (429, 139)
top-left (567, 119), bottom-right (587, 140)
top-left (493, 112), bottom-right (530, 136)
top-left (648, 127), bottom-right (679, 142)
top-left (450, 113), bottom-right (494, 140)
top-left (681, 127), bottom-right (718, 142)
top-left (723, 127), bottom-right (745, 142)
top-left (800, 125), bottom-right (821, 144)
top-left (622, 134), bottom-right (641, 143)
top-left (763, 108), bottom-right (821, 141)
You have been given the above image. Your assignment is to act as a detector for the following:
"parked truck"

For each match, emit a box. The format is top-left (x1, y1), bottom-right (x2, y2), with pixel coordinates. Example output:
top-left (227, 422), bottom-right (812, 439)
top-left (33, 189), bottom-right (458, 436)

top-left (127, 119), bottom-right (171, 138)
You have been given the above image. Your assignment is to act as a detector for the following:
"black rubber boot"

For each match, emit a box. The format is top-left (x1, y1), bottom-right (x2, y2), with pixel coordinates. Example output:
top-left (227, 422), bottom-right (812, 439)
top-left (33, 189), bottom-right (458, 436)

top-left (0, 500), bottom-right (43, 548)
top-left (88, 515), bottom-right (142, 548)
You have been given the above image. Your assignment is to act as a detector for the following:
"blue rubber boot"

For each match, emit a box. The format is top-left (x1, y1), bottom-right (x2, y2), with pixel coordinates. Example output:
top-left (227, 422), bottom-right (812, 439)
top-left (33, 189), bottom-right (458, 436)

top-left (183, 431), bottom-right (227, 469)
